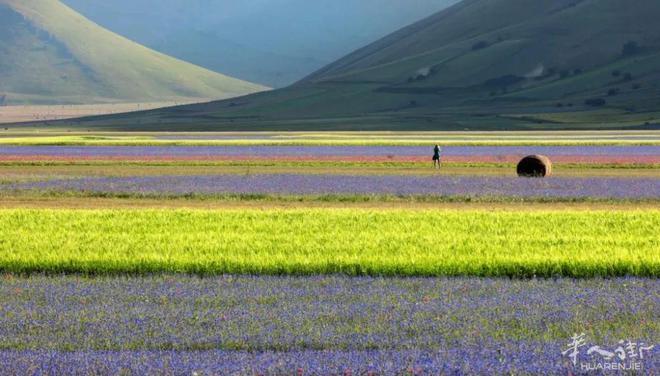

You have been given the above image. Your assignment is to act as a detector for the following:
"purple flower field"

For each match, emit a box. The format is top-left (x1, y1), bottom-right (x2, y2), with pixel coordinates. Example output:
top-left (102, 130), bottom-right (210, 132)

top-left (0, 348), bottom-right (577, 375)
top-left (0, 348), bottom-right (586, 375)
top-left (0, 276), bottom-right (657, 374)
top-left (10, 174), bottom-right (660, 199)
top-left (0, 145), bottom-right (658, 157)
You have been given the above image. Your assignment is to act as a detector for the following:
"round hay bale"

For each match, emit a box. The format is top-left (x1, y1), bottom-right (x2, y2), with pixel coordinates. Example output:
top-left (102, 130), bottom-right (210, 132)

top-left (517, 155), bottom-right (552, 177)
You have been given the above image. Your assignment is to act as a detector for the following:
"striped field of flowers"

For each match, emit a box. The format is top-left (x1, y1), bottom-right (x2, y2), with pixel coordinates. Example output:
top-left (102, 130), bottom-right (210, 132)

top-left (0, 134), bottom-right (658, 374)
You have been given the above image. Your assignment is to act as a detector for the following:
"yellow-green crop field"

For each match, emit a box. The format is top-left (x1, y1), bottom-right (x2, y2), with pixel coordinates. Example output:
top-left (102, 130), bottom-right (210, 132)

top-left (1, 208), bottom-right (658, 277)
top-left (1, 130), bottom-right (660, 146)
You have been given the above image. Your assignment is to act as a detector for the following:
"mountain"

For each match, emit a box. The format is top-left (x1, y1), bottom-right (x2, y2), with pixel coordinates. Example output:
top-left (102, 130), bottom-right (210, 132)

top-left (0, 0), bottom-right (267, 105)
top-left (20, 0), bottom-right (660, 130)
top-left (61, 0), bottom-right (459, 88)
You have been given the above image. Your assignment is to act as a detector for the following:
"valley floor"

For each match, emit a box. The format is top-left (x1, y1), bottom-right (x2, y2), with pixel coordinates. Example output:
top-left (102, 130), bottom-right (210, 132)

top-left (0, 131), bottom-right (657, 373)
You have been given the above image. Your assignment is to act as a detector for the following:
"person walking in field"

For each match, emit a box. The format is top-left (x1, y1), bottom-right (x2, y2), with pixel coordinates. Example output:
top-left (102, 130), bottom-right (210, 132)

top-left (433, 144), bottom-right (442, 169)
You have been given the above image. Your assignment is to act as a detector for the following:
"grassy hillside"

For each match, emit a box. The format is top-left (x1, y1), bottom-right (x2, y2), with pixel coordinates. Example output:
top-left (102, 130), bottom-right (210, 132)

top-left (0, 0), bottom-right (267, 105)
top-left (14, 0), bottom-right (660, 130)
top-left (305, 0), bottom-right (658, 82)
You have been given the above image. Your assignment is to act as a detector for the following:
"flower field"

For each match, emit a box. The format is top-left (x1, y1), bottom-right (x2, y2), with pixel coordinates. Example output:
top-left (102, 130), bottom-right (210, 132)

top-left (0, 145), bottom-right (658, 166)
top-left (8, 174), bottom-right (660, 200)
top-left (0, 131), bottom-right (658, 374)
top-left (0, 276), bottom-right (657, 374)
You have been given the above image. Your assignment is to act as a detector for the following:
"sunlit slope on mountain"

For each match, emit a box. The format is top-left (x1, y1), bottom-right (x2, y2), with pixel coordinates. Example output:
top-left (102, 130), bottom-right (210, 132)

top-left (0, 0), bottom-right (267, 105)
top-left (21, 0), bottom-right (660, 130)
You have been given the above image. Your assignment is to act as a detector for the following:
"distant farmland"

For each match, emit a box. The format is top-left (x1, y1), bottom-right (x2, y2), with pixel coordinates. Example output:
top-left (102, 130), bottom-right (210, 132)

top-left (0, 102), bottom-right (202, 125)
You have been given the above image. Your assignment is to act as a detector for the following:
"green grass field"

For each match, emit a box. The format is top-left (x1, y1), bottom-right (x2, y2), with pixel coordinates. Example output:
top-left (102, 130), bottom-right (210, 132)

top-left (1, 208), bottom-right (657, 277)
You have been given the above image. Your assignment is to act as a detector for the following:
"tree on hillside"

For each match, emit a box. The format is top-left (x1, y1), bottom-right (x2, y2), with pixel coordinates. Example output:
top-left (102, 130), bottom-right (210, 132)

top-left (607, 88), bottom-right (620, 96)
top-left (471, 41), bottom-right (489, 51)
top-left (585, 98), bottom-right (606, 107)
top-left (622, 41), bottom-right (641, 57)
